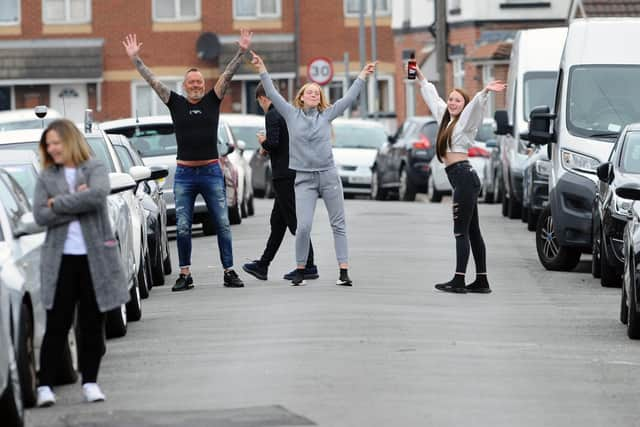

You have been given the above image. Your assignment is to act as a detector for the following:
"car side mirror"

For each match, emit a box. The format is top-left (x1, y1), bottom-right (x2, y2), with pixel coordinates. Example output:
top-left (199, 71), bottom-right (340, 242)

top-left (596, 162), bottom-right (613, 183)
top-left (494, 110), bottom-right (512, 136)
top-left (528, 106), bottom-right (555, 145)
top-left (149, 165), bottom-right (169, 180)
top-left (616, 183), bottom-right (640, 201)
top-left (109, 172), bottom-right (137, 194)
top-left (128, 165), bottom-right (152, 182)
top-left (14, 212), bottom-right (45, 237)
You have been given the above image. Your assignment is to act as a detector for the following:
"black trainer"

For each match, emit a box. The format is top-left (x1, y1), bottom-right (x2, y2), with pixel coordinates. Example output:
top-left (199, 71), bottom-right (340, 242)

top-left (223, 270), bottom-right (244, 288)
top-left (172, 274), bottom-right (194, 292)
top-left (465, 276), bottom-right (492, 294)
top-left (242, 260), bottom-right (268, 280)
top-left (336, 269), bottom-right (353, 287)
top-left (291, 269), bottom-right (306, 286)
top-left (434, 275), bottom-right (467, 294)
top-left (283, 265), bottom-right (319, 280)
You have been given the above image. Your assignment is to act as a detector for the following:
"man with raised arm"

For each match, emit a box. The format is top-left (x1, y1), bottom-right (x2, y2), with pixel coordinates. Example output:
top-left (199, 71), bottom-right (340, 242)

top-left (123, 29), bottom-right (252, 291)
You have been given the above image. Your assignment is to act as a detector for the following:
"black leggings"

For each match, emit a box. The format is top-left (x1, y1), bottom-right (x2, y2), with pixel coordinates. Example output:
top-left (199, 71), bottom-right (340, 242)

top-left (445, 161), bottom-right (487, 275)
top-left (39, 255), bottom-right (106, 386)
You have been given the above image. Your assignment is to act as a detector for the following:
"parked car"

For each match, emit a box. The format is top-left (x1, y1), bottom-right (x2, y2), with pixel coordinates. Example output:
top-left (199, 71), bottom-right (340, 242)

top-left (220, 113), bottom-right (263, 162)
top-left (0, 275), bottom-right (23, 426)
top-left (475, 119), bottom-right (498, 202)
top-left (372, 116), bottom-right (437, 201)
top-left (0, 127), bottom-right (142, 338)
top-left (615, 181), bottom-right (640, 339)
top-left (331, 118), bottom-right (386, 198)
top-left (219, 118), bottom-right (254, 218)
top-left (529, 19), bottom-right (640, 272)
top-left (100, 116), bottom-right (242, 230)
top-left (0, 107), bottom-right (61, 132)
top-left (108, 133), bottom-right (171, 287)
top-left (592, 124), bottom-right (640, 288)
top-left (521, 145), bottom-right (551, 231)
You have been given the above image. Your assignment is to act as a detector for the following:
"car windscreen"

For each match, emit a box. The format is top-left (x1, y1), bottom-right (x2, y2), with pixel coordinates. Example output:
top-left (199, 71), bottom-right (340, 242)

top-left (0, 119), bottom-right (57, 131)
top-left (332, 123), bottom-right (387, 149)
top-left (523, 71), bottom-right (558, 123)
top-left (567, 65), bottom-right (640, 140)
top-left (1, 164), bottom-right (38, 202)
top-left (620, 131), bottom-right (640, 174)
top-left (228, 125), bottom-right (262, 150)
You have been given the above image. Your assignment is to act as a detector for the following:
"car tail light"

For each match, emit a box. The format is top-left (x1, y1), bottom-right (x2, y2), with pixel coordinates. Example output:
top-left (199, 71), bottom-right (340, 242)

top-left (468, 146), bottom-right (490, 158)
top-left (412, 134), bottom-right (431, 150)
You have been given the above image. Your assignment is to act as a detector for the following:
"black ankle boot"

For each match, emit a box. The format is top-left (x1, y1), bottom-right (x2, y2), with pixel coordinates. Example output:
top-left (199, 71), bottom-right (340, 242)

top-left (434, 275), bottom-right (467, 293)
top-left (465, 275), bottom-right (492, 293)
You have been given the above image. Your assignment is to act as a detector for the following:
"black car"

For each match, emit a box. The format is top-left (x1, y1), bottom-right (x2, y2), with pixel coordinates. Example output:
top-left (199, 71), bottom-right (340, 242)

top-left (521, 145), bottom-right (550, 231)
top-left (591, 126), bottom-right (640, 288)
top-left (614, 179), bottom-right (640, 339)
top-left (108, 133), bottom-right (171, 287)
top-left (372, 116), bottom-right (437, 201)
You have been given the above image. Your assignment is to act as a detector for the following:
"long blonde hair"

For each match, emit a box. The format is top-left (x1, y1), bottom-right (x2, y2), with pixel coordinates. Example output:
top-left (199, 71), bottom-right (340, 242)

top-left (39, 119), bottom-right (92, 169)
top-left (293, 82), bottom-right (331, 112)
top-left (436, 88), bottom-right (470, 162)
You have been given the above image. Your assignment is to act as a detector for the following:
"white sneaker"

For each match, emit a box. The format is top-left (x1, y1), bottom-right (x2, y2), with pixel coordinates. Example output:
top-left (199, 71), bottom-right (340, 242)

top-left (36, 386), bottom-right (56, 407)
top-left (82, 383), bottom-right (106, 403)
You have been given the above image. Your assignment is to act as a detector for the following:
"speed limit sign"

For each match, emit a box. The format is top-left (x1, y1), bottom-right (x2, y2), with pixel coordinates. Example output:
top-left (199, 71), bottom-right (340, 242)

top-left (307, 57), bottom-right (334, 85)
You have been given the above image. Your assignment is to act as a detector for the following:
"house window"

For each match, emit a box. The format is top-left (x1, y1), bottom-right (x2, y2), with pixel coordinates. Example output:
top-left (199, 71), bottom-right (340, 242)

top-left (452, 56), bottom-right (465, 88)
top-left (132, 80), bottom-right (181, 117)
top-left (344, 0), bottom-right (391, 17)
top-left (0, 0), bottom-right (19, 24)
top-left (153, 0), bottom-right (200, 21)
top-left (233, 0), bottom-right (281, 19)
top-left (0, 87), bottom-right (11, 111)
top-left (42, 0), bottom-right (91, 23)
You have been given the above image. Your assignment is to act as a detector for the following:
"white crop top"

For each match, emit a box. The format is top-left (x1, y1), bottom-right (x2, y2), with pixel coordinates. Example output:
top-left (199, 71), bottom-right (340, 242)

top-left (419, 80), bottom-right (489, 154)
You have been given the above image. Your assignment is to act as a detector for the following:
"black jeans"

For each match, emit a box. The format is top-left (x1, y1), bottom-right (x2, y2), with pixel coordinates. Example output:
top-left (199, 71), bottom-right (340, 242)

top-left (39, 255), bottom-right (106, 386)
top-left (259, 177), bottom-right (314, 267)
top-left (445, 161), bottom-right (487, 275)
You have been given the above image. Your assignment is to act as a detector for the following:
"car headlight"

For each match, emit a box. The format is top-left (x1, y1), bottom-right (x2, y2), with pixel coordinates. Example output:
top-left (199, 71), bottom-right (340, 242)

top-left (561, 149), bottom-right (600, 174)
top-left (613, 193), bottom-right (633, 217)
top-left (535, 159), bottom-right (551, 177)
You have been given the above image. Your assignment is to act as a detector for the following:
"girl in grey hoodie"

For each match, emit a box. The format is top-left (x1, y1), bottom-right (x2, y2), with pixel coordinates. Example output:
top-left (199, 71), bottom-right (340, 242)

top-left (251, 51), bottom-right (376, 287)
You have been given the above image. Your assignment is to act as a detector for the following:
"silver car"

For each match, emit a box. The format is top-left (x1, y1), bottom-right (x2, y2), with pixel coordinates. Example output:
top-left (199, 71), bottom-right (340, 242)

top-left (0, 273), bottom-right (23, 426)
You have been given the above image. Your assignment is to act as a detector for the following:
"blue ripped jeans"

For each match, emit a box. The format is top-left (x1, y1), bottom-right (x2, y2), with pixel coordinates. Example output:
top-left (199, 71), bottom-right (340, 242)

top-left (174, 163), bottom-right (233, 269)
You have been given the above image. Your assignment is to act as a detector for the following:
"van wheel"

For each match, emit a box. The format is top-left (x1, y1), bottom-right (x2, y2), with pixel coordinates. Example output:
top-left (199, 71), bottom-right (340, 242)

top-left (600, 236), bottom-right (622, 287)
top-left (627, 275), bottom-right (640, 339)
top-left (535, 206), bottom-right (581, 271)
top-left (0, 364), bottom-right (24, 427)
top-left (106, 304), bottom-right (128, 339)
top-left (17, 304), bottom-right (36, 408)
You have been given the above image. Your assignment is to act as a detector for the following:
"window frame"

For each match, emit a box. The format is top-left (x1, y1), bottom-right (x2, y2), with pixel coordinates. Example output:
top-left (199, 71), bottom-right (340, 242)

top-left (152, 0), bottom-right (201, 22)
top-left (0, 0), bottom-right (20, 25)
top-left (233, 0), bottom-right (281, 20)
top-left (42, 0), bottom-right (91, 24)
top-left (131, 79), bottom-right (182, 117)
top-left (344, 0), bottom-right (391, 17)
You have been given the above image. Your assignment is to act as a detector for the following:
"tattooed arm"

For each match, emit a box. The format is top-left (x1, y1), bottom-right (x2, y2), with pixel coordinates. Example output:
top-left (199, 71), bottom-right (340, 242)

top-left (123, 33), bottom-right (171, 104)
top-left (214, 28), bottom-right (253, 99)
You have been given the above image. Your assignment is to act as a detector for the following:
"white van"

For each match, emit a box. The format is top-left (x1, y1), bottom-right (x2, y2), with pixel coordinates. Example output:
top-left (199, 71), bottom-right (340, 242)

top-left (528, 18), bottom-right (640, 271)
top-left (494, 27), bottom-right (567, 220)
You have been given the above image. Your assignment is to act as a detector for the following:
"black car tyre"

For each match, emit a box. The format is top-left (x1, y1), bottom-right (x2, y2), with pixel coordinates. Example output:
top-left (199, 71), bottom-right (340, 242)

top-left (247, 194), bottom-right (255, 216)
top-left (17, 304), bottom-right (36, 408)
top-left (106, 304), bottom-right (127, 339)
top-left (241, 198), bottom-right (248, 218)
top-left (126, 275), bottom-right (142, 322)
top-left (501, 188), bottom-right (509, 217)
top-left (507, 194), bottom-right (521, 219)
top-left (600, 235), bottom-right (621, 287)
top-left (229, 202), bottom-right (242, 225)
top-left (621, 282), bottom-right (628, 325)
top-left (536, 206), bottom-right (581, 271)
top-left (151, 222), bottom-right (166, 287)
top-left (484, 187), bottom-right (494, 204)
top-left (627, 274), bottom-right (640, 339)
top-left (371, 168), bottom-right (387, 201)
top-left (527, 209), bottom-right (538, 232)
top-left (429, 177), bottom-right (443, 203)
top-left (137, 249), bottom-right (149, 299)
top-left (163, 248), bottom-right (172, 276)
top-left (591, 223), bottom-right (602, 279)
top-left (0, 366), bottom-right (23, 427)
top-left (399, 167), bottom-right (417, 201)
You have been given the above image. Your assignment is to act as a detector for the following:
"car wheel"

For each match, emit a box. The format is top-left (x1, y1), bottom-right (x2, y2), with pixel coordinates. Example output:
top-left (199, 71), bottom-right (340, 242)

top-left (399, 167), bottom-right (416, 201)
top-left (126, 275), bottom-right (142, 322)
top-left (137, 249), bottom-right (150, 299)
top-left (16, 304), bottom-right (36, 408)
top-left (0, 363), bottom-right (24, 427)
top-left (229, 203), bottom-right (242, 225)
top-left (247, 194), bottom-right (255, 216)
top-left (163, 246), bottom-right (172, 276)
top-left (527, 208), bottom-right (539, 232)
top-left (600, 235), bottom-right (622, 287)
top-left (627, 271), bottom-right (640, 339)
top-left (241, 198), bottom-right (248, 218)
top-left (535, 206), bottom-right (581, 271)
top-left (484, 187), bottom-right (494, 204)
top-left (371, 168), bottom-right (387, 201)
top-left (592, 222), bottom-right (602, 279)
top-left (521, 206), bottom-right (528, 223)
top-left (621, 279), bottom-right (629, 325)
top-left (507, 193), bottom-right (521, 219)
top-left (151, 223), bottom-right (165, 287)
top-left (106, 304), bottom-right (127, 339)
top-left (429, 177), bottom-right (443, 203)
top-left (501, 189), bottom-right (509, 217)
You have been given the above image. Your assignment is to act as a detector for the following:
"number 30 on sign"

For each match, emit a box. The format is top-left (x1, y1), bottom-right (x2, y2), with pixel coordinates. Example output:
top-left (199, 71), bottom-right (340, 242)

top-left (307, 57), bottom-right (334, 86)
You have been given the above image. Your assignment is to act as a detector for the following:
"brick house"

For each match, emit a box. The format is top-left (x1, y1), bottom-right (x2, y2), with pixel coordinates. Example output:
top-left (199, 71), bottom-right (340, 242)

top-left (0, 0), bottom-right (395, 123)
top-left (392, 0), bottom-right (572, 125)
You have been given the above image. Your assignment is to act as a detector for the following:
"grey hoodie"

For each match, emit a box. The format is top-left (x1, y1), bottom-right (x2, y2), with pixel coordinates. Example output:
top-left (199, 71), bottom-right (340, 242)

top-left (260, 73), bottom-right (365, 172)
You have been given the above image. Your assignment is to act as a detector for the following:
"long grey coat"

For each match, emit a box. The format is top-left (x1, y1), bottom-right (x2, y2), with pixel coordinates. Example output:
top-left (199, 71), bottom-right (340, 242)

top-left (33, 159), bottom-right (129, 312)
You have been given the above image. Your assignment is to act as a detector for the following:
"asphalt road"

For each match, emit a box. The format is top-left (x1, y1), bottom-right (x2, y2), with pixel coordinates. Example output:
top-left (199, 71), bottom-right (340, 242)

top-left (26, 196), bottom-right (640, 427)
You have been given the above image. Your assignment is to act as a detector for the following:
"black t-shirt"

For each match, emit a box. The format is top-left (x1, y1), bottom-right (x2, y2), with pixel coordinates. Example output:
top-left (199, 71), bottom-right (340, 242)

top-left (166, 89), bottom-right (220, 160)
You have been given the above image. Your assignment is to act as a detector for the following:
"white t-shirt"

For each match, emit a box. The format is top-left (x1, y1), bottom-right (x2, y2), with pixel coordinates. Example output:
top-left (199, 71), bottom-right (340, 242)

top-left (62, 167), bottom-right (87, 255)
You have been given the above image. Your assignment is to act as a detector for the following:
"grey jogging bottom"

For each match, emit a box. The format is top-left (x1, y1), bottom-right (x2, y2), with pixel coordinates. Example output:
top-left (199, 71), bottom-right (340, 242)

top-left (294, 168), bottom-right (348, 266)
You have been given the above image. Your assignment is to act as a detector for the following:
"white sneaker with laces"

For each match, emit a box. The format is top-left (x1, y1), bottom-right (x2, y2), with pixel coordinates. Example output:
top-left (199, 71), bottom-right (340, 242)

top-left (36, 386), bottom-right (56, 407)
top-left (82, 383), bottom-right (106, 402)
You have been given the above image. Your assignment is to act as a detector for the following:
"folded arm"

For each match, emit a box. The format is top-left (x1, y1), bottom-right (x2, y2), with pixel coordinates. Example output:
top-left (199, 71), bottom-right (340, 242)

top-left (33, 177), bottom-right (75, 227)
top-left (51, 163), bottom-right (110, 215)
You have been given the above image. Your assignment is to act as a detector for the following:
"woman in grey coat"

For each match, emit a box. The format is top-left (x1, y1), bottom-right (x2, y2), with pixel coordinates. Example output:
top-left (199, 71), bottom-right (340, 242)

top-left (32, 119), bottom-right (129, 407)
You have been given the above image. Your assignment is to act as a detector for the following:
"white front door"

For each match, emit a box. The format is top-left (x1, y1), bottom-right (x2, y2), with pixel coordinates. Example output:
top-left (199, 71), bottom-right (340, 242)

top-left (50, 84), bottom-right (88, 123)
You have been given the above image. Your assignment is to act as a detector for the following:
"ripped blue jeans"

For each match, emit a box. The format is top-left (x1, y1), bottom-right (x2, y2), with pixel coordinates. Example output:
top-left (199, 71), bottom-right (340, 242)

top-left (174, 163), bottom-right (233, 269)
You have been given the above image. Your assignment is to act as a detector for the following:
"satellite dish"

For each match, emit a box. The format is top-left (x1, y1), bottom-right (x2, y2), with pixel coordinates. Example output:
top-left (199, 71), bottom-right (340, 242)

top-left (196, 32), bottom-right (221, 61)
